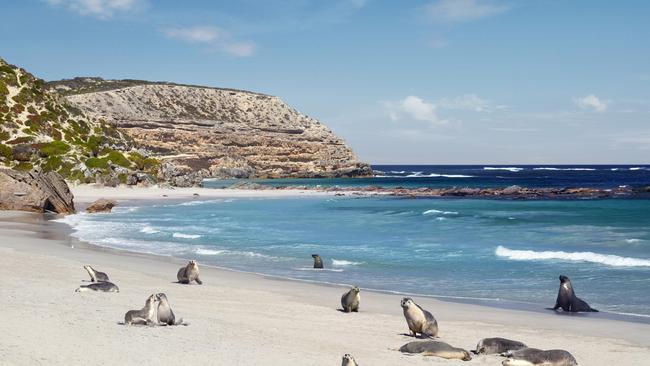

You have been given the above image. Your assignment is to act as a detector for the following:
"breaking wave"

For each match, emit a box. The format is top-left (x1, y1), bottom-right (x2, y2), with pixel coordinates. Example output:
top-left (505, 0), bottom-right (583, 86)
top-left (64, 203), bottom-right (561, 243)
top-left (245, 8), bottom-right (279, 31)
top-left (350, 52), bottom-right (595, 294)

top-left (173, 233), bottom-right (202, 239)
top-left (495, 246), bottom-right (650, 267)
top-left (483, 167), bottom-right (524, 172)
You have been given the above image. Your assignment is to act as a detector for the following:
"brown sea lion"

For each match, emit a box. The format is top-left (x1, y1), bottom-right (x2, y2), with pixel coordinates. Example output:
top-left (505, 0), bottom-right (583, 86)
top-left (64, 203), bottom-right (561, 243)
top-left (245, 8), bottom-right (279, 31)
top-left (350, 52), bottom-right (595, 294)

top-left (177, 260), bottom-right (203, 284)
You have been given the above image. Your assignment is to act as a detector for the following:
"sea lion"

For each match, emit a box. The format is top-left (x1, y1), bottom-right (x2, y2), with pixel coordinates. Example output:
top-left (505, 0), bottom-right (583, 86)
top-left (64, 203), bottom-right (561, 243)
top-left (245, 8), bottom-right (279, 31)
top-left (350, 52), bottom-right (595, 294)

top-left (474, 337), bottom-right (527, 354)
top-left (341, 354), bottom-right (359, 366)
top-left (502, 349), bottom-right (577, 366)
top-left (553, 275), bottom-right (598, 313)
top-left (177, 260), bottom-right (203, 284)
top-left (502, 348), bottom-right (544, 358)
top-left (156, 293), bottom-right (178, 326)
top-left (400, 297), bottom-right (438, 338)
top-left (312, 254), bottom-right (323, 269)
top-left (341, 286), bottom-right (360, 312)
top-left (75, 281), bottom-right (119, 293)
top-left (399, 340), bottom-right (472, 361)
top-left (83, 265), bottom-right (109, 282)
top-left (124, 294), bottom-right (159, 325)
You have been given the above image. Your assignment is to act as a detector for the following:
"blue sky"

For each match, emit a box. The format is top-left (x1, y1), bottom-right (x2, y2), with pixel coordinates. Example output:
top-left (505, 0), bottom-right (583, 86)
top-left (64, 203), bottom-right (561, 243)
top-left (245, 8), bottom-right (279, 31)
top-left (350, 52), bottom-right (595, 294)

top-left (2, 0), bottom-right (649, 164)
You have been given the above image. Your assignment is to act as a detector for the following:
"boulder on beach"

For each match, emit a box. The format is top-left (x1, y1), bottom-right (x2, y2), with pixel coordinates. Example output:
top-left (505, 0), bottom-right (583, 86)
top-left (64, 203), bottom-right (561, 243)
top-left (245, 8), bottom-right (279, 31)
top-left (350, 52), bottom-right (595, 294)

top-left (85, 198), bottom-right (117, 213)
top-left (0, 168), bottom-right (75, 214)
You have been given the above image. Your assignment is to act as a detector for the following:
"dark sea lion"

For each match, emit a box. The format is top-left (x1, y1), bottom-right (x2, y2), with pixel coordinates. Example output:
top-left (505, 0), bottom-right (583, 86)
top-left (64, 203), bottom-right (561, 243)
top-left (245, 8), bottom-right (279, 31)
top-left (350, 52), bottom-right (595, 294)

top-left (177, 260), bottom-right (203, 284)
top-left (399, 340), bottom-right (471, 361)
top-left (124, 294), bottom-right (158, 325)
top-left (474, 337), bottom-right (527, 354)
top-left (341, 286), bottom-right (360, 312)
top-left (553, 275), bottom-right (598, 313)
top-left (502, 348), bottom-right (544, 358)
top-left (502, 349), bottom-right (578, 366)
top-left (341, 354), bottom-right (359, 366)
top-left (312, 254), bottom-right (324, 269)
top-left (83, 265), bottom-right (109, 282)
top-left (76, 281), bottom-right (119, 292)
top-left (400, 297), bottom-right (438, 338)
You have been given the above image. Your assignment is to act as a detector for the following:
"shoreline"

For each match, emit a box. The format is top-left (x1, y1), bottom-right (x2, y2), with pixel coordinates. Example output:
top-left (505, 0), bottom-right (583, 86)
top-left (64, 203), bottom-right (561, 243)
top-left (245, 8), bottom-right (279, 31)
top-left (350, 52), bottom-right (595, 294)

top-left (67, 185), bottom-right (650, 323)
top-left (1, 211), bottom-right (650, 364)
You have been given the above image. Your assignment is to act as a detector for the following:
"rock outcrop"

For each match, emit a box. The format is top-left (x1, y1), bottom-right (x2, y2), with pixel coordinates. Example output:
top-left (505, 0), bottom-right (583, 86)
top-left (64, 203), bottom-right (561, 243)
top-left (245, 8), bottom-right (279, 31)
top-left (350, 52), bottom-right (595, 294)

top-left (0, 168), bottom-right (75, 214)
top-left (48, 78), bottom-right (372, 179)
top-left (85, 198), bottom-right (116, 213)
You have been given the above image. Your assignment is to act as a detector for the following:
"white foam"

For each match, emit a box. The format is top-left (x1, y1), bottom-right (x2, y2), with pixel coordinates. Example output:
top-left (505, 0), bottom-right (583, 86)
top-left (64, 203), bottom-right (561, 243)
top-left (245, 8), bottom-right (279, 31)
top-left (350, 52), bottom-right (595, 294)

top-left (423, 209), bottom-right (458, 215)
top-left (140, 226), bottom-right (160, 234)
top-left (195, 248), bottom-right (225, 255)
top-left (172, 233), bottom-right (202, 239)
top-left (178, 199), bottom-right (225, 206)
top-left (483, 167), bottom-right (524, 172)
top-left (406, 173), bottom-right (474, 178)
top-left (625, 239), bottom-right (643, 244)
top-left (332, 259), bottom-right (363, 267)
top-left (495, 246), bottom-right (650, 267)
top-left (629, 167), bottom-right (642, 171)
top-left (533, 167), bottom-right (596, 171)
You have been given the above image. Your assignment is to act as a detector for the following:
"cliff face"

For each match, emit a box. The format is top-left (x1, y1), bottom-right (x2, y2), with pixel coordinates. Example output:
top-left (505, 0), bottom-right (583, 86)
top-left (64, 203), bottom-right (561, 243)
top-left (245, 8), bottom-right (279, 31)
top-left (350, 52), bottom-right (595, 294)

top-left (50, 79), bottom-right (371, 179)
top-left (0, 59), bottom-right (158, 186)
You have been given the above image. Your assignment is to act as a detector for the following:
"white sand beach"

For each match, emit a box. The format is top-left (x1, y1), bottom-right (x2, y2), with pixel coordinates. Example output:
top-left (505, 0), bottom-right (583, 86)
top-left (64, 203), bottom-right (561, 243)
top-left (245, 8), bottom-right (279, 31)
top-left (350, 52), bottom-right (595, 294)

top-left (1, 194), bottom-right (649, 365)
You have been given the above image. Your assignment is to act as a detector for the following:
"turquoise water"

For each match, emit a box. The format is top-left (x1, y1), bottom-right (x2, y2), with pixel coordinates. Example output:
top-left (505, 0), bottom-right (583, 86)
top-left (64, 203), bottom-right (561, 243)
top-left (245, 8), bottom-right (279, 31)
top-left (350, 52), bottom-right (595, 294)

top-left (60, 196), bottom-right (650, 317)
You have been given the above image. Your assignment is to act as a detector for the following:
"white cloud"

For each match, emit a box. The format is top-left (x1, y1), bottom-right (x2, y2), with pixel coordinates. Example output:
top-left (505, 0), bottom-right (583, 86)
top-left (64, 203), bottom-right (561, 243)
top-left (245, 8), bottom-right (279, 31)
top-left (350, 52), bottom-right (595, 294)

top-left (45, 0), bottom-right (144, 19)
top-left (162, 26), bottom-right (256, 57)
top-left (438, 94), bottom-right (492, 111)
top-left (574, 94), bottom-right (608, 112)
top-left (424, 0), bottom-right (509, 24)
top-left (384, 96), bottom-right (445, 124)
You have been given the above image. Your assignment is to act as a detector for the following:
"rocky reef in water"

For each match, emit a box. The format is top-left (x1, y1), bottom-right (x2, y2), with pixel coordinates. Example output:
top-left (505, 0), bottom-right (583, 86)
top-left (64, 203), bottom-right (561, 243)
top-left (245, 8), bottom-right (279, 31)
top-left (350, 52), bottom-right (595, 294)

top-left (47, 77), bottom-right (372, 184)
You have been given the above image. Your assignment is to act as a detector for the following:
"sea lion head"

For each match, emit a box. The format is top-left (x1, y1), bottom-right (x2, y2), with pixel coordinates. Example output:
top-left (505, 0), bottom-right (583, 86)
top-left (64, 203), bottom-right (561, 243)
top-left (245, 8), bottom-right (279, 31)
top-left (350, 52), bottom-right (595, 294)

top-left (146, 293), bottom-right (158, 305)
top-left (351, 286), bottom-right (360, 294)
top-left (311, 254), bottom-right (320, 259)
top-left (156, 293), bottom-right (168, 302)
top-left (461, 350), bottom-right (472, 361)
top-left (559, 275), bottom-right (570, 284)
top-left (189, 260), bottom-right (198, 268)
top-left (83, 265), bottom-right (91, 271)
top-left (341, 354), bottom-right (356, 366)
top-left (400, 297), bottom-right (415, 309)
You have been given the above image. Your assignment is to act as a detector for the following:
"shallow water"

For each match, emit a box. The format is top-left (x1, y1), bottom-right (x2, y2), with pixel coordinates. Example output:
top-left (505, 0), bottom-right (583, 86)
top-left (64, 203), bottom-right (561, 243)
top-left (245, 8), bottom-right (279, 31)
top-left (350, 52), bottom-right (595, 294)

top-left (59, 196), bottom-right (650, 316)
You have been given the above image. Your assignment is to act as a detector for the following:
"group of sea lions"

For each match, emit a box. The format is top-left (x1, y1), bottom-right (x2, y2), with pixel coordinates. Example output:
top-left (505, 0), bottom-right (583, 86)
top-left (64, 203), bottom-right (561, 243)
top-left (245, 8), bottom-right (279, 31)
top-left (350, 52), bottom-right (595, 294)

top-left (74, 260), bottom-right (201, 326)
top-left (328, 254), bottom-right (593, 366)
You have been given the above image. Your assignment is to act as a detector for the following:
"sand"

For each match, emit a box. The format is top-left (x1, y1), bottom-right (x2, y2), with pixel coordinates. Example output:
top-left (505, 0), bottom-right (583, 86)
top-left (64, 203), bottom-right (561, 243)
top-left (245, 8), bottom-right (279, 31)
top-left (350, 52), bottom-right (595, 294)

top-left (1, 190), bottom-right (649, 365)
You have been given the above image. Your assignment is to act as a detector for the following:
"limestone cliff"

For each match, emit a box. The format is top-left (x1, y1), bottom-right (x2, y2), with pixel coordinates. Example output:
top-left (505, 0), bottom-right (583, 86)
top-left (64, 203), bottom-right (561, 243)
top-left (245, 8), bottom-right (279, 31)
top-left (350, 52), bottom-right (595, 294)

top-left (48, 78), bottom-right (371, 179)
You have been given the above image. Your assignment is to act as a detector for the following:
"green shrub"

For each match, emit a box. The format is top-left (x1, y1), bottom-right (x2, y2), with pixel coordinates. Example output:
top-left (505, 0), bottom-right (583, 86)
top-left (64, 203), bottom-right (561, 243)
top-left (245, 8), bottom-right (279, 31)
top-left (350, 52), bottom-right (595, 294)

top-left (85, 157), bottom-right (109, 169)
top-left (39, 141), bottom-right (70, 156)
top-left (105, 150), bottom-right (131, 167)
top-left (0, 143), bottom-right (11, 159)
top-left (13, 161), bottom-right (33, 171)
top-left (43, 156), bottom-right (63, 172)
top-left (0, 129), bottom-right (9, 141)
top-left (118, 173), bottom-right (128, 184)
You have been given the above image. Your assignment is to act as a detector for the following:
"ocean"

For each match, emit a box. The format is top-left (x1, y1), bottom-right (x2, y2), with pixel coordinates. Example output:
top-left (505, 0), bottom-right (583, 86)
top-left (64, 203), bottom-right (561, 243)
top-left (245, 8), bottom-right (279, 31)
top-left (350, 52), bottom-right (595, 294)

top-left (59, 165), bottom-right (650, 317)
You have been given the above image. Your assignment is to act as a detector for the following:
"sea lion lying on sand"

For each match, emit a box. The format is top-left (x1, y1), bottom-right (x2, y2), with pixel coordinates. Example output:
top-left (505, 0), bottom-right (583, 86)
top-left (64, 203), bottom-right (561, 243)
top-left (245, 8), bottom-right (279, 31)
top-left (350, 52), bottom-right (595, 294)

top-left (553, 275), bottom-right (598, 313)
top-left (124, 294), bottom-right (158, 325)
top-left (76, 281), bottom-right (119, 292)
top-left (83, 265), bottom-right (109, 282)
top-left (341, 286), bottom-right (360, 312)
top-left (502, 349), bottom-right (578, 366)
top-left (177, 260), bottom-right (202, 284)
top-left (400, 297), bottom-right (438, 337)
top-left (400, 340), bottom-right (471, 361)
top-left (474, 337), bottom-right (527, 354)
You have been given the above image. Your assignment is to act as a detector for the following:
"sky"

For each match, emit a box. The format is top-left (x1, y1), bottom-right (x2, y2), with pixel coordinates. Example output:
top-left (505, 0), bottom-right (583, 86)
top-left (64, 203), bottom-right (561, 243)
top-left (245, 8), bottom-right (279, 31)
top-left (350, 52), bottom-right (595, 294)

top-left (1, 0), bottom-right (649, 164)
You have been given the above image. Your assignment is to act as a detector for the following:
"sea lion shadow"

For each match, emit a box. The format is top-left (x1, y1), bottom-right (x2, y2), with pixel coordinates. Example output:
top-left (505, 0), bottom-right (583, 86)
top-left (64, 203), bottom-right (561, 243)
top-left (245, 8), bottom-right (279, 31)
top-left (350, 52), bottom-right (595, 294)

top-left (336, 309), bottom-right (359, 313)
top-left (544, 308), bottom-right (591, 317)
top-left (398, 333), bottom-right (436, 339)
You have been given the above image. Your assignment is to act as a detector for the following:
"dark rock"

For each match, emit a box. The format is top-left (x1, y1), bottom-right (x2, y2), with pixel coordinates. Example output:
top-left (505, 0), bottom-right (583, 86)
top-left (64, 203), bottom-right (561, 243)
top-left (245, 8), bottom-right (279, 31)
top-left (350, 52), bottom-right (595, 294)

top-left (0, 168), bottom-right (75, 214)
top-left (85, 198), bottom-right (117, 213)
top-left (11, 145), bottom-right (35, 161)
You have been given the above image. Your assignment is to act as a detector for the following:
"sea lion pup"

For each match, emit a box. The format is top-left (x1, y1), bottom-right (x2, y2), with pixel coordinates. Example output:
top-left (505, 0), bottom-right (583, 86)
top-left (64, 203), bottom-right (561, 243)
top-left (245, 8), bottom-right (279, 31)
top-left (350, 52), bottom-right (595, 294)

top-left (502, 349), bottom-right (577, 366)
top-left (553, 275), bottom-right (598, 313)
top-left (177, 260), bottom-right (203, 284)
top-left (83, 265), bottom-right (109, 282)
top-left (502, 348), bottom-right (544, 358)
top-left (124, 294), bottom-right (159, 325)
top-left (76, 281), bottom-right (119, 293)
top-left (400, 297), bottom-right (438, 338)
top-left (474, 337), bottom-right (527, 354)
top-left (399, 340), bottom-right (472, 361)
top-left (341, 354), bottom-right (359, 366)
top-left (156, 293), bottom-right (181, 326)
top-left (341, 286), bottom-right (360, 312)
top-left (312, 254), bottom-right (324, 269)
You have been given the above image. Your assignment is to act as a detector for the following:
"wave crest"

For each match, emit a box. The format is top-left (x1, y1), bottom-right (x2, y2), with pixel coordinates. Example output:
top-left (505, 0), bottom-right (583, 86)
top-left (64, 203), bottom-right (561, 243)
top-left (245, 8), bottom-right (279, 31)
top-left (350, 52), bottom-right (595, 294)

top-left (495, 246), bottom-right (650, 267)
top-left (173, 233), bottom-right (202, 239)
